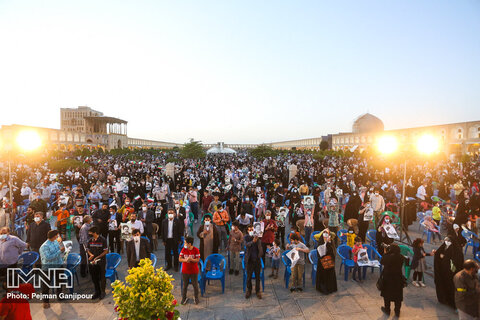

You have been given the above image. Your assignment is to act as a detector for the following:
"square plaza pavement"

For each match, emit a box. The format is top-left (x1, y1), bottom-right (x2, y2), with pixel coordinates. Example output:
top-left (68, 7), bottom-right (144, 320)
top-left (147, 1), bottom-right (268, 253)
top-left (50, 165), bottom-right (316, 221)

top-left (27, 218), bottom-right (459, 320)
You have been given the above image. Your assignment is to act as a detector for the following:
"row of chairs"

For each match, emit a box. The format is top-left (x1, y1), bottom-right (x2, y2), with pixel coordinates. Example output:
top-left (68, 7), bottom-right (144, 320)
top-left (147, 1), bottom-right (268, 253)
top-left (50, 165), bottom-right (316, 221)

top-left (17, 251), bottom-right (157, 293)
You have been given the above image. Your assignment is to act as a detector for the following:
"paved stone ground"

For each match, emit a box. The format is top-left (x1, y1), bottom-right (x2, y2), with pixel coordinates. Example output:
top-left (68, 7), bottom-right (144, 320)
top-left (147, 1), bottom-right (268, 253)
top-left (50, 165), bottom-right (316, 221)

top-left (26, 219), bottom-right (460, 320)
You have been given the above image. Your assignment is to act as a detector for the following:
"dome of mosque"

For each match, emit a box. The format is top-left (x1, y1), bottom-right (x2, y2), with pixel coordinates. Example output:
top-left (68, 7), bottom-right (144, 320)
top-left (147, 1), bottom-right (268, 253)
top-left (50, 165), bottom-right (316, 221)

top-left (352, 113), bottom-right (384, 134)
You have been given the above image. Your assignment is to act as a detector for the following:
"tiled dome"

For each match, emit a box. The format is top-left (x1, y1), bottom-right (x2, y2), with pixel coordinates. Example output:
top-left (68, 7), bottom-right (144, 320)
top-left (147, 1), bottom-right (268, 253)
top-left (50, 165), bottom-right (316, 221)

top-left (352, 113), bottom-right (384, 134)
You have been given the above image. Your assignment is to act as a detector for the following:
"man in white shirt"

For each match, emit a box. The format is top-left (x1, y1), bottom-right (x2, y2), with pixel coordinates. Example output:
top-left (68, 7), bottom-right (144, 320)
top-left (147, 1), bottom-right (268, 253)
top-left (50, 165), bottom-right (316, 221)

top-left (127, 213), bottom-right (144, 235)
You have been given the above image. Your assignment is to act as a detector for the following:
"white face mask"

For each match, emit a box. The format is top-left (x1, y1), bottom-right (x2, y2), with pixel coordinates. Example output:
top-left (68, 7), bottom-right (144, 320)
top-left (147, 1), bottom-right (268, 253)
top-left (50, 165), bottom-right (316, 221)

top-left (0, 234), bottom-right (7, 240)
top-left (265, 216), bottom-right (271, 220)
top-left (125, 201), bottom-right (130, 205)
top-left (133, 235), bottom-right (140, 242)
top-left (175, 204), bottom-right (180, 208)
top-left (142, 207), bottom-right (147, 211)
top-left (204, 220), bottom-right (211, 226)
top-left (34, 217), bottom-right (41, 223)
top-left (384, 219), bottom-right (390, 224)
top-left (168, 214), bottom-right (174, 219)
top-left (245, 198), bottom-right (249, 201)
top-left (445, 241), bottom-right (452, 247)
top-left (249, 231), bottom-right (254, 236)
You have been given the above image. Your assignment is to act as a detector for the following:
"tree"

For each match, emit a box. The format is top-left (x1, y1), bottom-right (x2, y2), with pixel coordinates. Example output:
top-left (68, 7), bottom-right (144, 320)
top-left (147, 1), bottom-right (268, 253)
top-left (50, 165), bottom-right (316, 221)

top-left (320, 140), bottom-right (329, 151)
top-left (250, 145), bottom-right (277, 158)
top-left (180, 140), bottom-right (205, 159)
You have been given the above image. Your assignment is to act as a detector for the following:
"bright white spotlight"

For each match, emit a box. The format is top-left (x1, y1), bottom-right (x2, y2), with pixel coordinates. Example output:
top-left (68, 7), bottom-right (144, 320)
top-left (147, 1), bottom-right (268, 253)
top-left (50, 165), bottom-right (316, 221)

top-left (416, 134), bottom-right (439, 155)
top-left (16, 130), bottom-right (42, 151)
top-left (377, 136), bottom-right (398, 155)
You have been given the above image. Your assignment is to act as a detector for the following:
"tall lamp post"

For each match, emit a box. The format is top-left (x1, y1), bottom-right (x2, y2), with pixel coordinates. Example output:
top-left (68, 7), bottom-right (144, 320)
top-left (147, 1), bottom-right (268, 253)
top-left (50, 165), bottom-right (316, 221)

top-left (1, 130), bottom-right (42, 228)
top-left (377, 134), bottom-right (440, 245)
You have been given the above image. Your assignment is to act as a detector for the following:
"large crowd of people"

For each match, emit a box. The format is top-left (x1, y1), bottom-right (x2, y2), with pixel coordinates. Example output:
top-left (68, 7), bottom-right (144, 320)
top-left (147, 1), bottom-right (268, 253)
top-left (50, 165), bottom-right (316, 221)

top-left (0, 150), bottom-right (480, 319)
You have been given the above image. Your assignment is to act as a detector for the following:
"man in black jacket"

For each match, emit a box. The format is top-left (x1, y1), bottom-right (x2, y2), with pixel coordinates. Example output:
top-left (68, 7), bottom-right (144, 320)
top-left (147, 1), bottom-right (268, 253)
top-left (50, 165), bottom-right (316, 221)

top-left (139, 203), bottom-right (155, 249)
top-left (126, 228), bottom-right (151, 268)
top-left (26, 212), bottom-right (51, 265)
top-left (162, 209), bottom-right (181, 271)
top-left (244, 224), bottom-right (263, 299)
top-left (92, 204), bottom-right (110, 239)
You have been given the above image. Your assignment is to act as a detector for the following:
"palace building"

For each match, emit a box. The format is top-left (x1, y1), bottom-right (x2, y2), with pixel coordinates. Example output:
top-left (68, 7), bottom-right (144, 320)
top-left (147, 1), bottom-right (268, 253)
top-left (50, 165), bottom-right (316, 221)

top-left (0, 106), bottom-right (181, 151)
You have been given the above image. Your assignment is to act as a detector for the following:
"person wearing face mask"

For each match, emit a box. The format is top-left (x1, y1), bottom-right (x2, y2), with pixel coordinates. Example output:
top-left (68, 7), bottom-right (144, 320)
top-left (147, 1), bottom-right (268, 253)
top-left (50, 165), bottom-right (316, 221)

top-left (261, 211), bottom-right (278, 257)
top-left (369, 189), bottom-right (385, 228)
top-left (29, 192), bottom-right (47, 216)
top-left (434, 236), bottom-right (464, 309)
top-left (108, 206), bottom-right (122, 254)
top-left (244, 224), bottom-right (263, 299)
top-left (316, 230), bottom-right (337, 294)
top-left (126, 228), bottom-right (151, 269)
top-left (375, 215), bottom-right (395, 255)
top-left (227, 221), bottom-right (244, 276)
top-left (453, 259), bottom-right (480, 320)
top-left (213, 206), bottom-right (230, 251)
top-left (92, 203), bottom-right (110, 239)
top-left (162, 209), bottom-right (181, 272)
top-left (39, 230), bottom-right (65, 309)
top-left (86, 226), bottom-right (108, 300)
top-left (0, 227), bottom-right (27, 281)
top-left (196, 215), bottom-right (219, 263)
top-left (174, 201), bottom-right (186, 237)
top-left (139, 203), bottom-right (155, 249)
top-left (26, 212), bottom-right (51, 261)
top-left (179, 236), bottom-right (201, 305)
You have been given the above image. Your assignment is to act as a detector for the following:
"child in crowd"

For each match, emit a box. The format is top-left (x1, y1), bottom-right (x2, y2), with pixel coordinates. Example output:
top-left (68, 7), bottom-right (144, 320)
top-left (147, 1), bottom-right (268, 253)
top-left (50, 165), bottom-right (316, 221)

top-left (286, 233), bottom-right (310, 292)
top-left (411, 238), bottom-right (435, 287)
top-left (351, 237), bottom-right (363, 282)
top-left (227, 221), bottom-right (244, 275)
top-left (268, 239), bottom-right (281, 279)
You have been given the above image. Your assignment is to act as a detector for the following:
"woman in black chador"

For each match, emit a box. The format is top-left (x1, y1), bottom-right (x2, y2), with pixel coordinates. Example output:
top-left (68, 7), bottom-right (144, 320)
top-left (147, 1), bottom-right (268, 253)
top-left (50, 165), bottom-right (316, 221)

top-left (433, 236), bottom-right (464, 309)
top-left (315, 230), bottom-right (337, 294)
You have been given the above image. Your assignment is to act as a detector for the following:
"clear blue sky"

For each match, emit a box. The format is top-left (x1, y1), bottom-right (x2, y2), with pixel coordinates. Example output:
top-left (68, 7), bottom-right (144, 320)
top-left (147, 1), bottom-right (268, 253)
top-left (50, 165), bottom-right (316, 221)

top-left (0, 0), bottom-right (479, 144)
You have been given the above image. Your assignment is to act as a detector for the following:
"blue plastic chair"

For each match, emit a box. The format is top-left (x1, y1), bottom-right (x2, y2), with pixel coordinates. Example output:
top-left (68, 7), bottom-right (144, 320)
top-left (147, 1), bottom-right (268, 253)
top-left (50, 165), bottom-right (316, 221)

top-left (417, 212), bottom-right (425, 231)
top-left (281, 250), bottom-right (305, 289)
top-left (14, 215), bottom-right (27, 240)
top-left (337, 244), bottom-right (355, 281)
top-left (202, 254), bottom-right (226, 293)
top-left (308, 250), bottom-right (318, 286)
top-left (361, 244), bottom-right (383, 279)
top-left (66, 253), bottom-right (82, 293)
top-left (475, 251), bottom-right (480, 263)
top-left (141, 236), bottom-right (150, 243)
top-left (17, 252), bottom-right (39, 274)
top-left (105, 253), bottom-right (122, 283)
top-left (337, 229), bottom-right (347, 246)
top-left (181, 260), bottom-right (205, 296)
top-left (150, 253), bottom-right (157, 267)
top-left (462, 230), bottom-right (480, 256)
top-left (421, 220), bottom-right (440, 244)
top-left (311, 231), bottom-right (321, 248)
top-left (242, 256), bottom-right (265, 292)
top-left (366, 230), bottom-right (376, 247)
